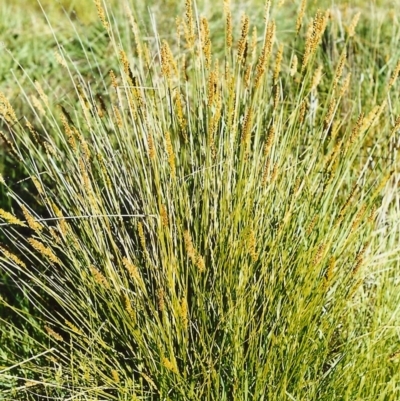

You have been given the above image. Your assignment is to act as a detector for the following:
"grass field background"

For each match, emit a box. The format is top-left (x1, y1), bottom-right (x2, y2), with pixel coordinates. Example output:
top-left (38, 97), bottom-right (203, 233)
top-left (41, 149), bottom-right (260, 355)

top-left (1, 0), bottom-right (399, 400)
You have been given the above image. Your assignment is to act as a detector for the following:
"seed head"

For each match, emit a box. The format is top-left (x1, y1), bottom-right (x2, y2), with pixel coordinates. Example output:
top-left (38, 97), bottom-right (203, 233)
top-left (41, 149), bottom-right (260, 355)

top-left (224, 0), bottom-right (233, 49)
top-left (165, 131), bottom-right (176, 179)
top-left (45, 326), bottom-right (63, 342)
top-left (273, 44), bottom-right (284, 83)
top-left (21, 205), bottom-right (43, 233)
top-left (90, 265), bottom-right (110, 288)
top-left (237, 14), bottom-right (250, 64)
top-left (28, 238), bottom-right (61, 265)
top-left (184, 230), bottom-right (196, 262)
top-left (290, 55), bottom-right (298, 77)
top-left (0, 246), bottom-right (26, 268)
top-left (347, 12), bottom-right (361, 37)
top-left (0, 92), bottom-right (17, 123)
top-left (0, 208), bottom-right (26, 227)
top-left (94, 0), bottom-right (110, 31)
top-left (201, 17), bottom-right (212, 69)
top-left (296, 0), bottom-right (307, 34)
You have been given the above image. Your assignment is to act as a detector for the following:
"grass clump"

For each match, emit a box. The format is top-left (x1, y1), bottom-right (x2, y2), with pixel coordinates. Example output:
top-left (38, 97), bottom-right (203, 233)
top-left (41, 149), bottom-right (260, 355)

top-left (1, 0), bottom-right (400, 400)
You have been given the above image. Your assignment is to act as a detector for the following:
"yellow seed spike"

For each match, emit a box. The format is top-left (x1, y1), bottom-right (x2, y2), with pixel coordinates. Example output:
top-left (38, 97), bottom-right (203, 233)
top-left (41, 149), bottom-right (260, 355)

top-left (237, 14), bottom-right (250, 64)
top-left (184, 0), bottom-right (195, 49)
top-left (273, 44), bottom-right (284, 83)
top-left (333, 50), bottom-right (347, 91)
top-left (296, 0), bottom-right (307, 34)
top-left (0, 92), bottom-right (17, 123)
top-left (184, 230), bottom-right (196, 262)
top-left (162, 357), bottom-right (178, 374)
top-left (0, 246), bottom-right (26, 268)
top-left (64, 320), bottom-right (83, 336)
top-left (388, 60), bottom-right (400, 89)
top-left (248, 229), bottom-right (258, 261)
top-left (324, 257), bottom-right (335, 289)
top-left (160, 204), bottom-right (168, 227)
top-left (28, 238), bottom-right (61, 265)
top-left (138, 222), bottom-right (146, 251)
top-left (122, 257), bottom-right (140, 281)
top-left (201, 17), bottom-right (212, 69)
top-left (94, 0), bottom-right (110, 31)
top-left (290, 55), bottom-right (298, 77)
top-left (254, 20), bottom-right (275, 88)
top-left (165, 131), bottom-right (176, 179)
top-left (54, 50), bottom-right (67, 68)
top-left (224, 0), bottom-right (232, 50)
top-left (311, 65), bottom-right (323, 90)
top-left (0, 208), bottom-right (26, 227)
top-left (34, 81), bottom-right (49, 108)
top-left (241, 107), bottom-right (253, 145)
top-left (180, 297), bottom-right (189, 329)
top-left (196, 254), bottom-right (206, 273)
top-left (347, 12), bottom-right (361, 37)
top-left (157, 288), bottom-right (165, 311)
top-left (111, 369), bottom-right (120, 384)
top-left (90, 265), bottom-right (110, 288)
top-left (21, 205), bottom-right (43, 233)
top-left (45, 326), bottom-right (63, 342)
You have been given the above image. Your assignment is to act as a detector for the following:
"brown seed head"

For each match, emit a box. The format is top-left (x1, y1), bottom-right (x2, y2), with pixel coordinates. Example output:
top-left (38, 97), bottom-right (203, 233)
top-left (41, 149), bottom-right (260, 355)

top-left (237, 14), bottom-right (250, 64)
top-left (45, 326), bottom-right (63, 342)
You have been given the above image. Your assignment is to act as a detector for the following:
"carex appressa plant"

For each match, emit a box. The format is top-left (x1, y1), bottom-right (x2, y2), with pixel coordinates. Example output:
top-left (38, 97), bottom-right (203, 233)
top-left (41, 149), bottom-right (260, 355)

top-left (1, 0), bottom-right (400, 400)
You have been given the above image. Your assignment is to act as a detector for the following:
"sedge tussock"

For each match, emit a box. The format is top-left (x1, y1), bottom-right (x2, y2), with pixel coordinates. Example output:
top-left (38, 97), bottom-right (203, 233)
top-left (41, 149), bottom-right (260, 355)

top-left (1, 1), bottom-right (399, 400)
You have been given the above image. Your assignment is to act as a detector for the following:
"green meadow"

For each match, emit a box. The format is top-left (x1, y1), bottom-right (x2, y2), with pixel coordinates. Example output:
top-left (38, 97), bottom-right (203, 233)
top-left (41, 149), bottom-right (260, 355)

top-left (0, 0), bottom-right (399, 399)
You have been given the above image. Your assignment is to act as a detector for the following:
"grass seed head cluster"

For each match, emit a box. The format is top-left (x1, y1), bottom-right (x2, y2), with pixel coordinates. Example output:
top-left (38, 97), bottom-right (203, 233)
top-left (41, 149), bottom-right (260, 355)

top-left (0, 0), bottom-right (400, 400)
